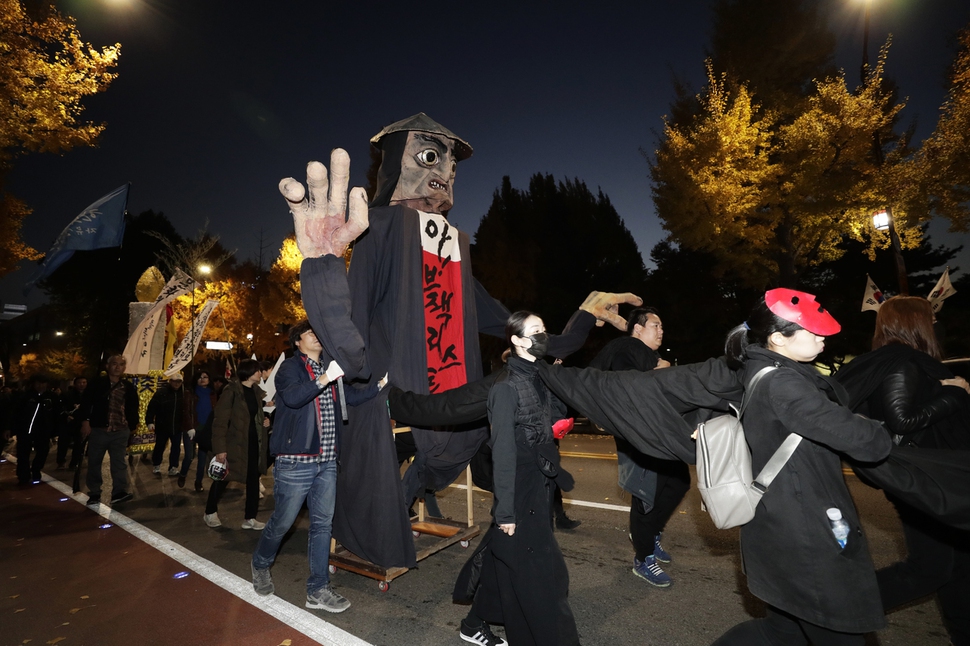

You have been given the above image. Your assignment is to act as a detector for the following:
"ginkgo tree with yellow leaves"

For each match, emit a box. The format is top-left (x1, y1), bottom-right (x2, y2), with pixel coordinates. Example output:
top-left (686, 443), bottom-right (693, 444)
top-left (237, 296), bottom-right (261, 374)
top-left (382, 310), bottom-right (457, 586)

top-left (652, 50), bottom-right (922, 288)
top-left (909, 26), bottom-right (970, 232)
top-left (164, 236), bottom-right (308, 362)
top-left (0, 0), bottom-right (120, 277)
top-left (260, 235), bottom-right (307, 327)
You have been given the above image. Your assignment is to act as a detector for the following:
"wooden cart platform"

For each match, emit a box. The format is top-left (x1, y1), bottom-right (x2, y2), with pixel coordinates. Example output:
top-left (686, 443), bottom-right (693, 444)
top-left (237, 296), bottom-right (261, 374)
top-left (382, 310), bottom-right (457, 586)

top-left (328, 427), bottom-right (482, 591)
top-left (329, 514), bottom-right (480, 591)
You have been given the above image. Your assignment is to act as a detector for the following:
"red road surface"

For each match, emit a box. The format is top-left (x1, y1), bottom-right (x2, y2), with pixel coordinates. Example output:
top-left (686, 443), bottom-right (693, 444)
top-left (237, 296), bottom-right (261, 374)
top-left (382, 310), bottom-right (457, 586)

top-left (0, 458), bottom-right (321, 646)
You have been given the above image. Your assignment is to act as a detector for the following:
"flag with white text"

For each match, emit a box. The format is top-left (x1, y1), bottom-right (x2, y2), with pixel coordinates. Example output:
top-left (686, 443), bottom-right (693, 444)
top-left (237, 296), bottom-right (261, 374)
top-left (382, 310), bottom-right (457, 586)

top-left (164, 300), bottom-right (220, 377)
top-left (123, 269), bottom-right (200, 374)
top-left (25, 184), bottom-right (129, 292)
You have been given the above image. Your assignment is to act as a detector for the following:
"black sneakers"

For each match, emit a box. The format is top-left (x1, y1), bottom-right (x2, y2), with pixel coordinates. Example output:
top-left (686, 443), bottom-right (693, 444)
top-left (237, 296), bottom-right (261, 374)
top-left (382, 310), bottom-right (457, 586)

top-left (460, 619), bottom-right (507, 646)
top-left (110, 492), bottom-right (133, 504)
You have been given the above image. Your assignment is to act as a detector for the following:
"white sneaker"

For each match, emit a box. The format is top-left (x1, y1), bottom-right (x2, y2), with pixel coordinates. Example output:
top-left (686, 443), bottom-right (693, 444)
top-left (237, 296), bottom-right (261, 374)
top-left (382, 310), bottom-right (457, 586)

top-left (241, 518), bottom-right (266, 530)
top-left (167, 467), bottom-right (179, 476)
top-left (152, 466), bottom-right (161, 474)
top-left (203, 512), bottom-right (222, 528)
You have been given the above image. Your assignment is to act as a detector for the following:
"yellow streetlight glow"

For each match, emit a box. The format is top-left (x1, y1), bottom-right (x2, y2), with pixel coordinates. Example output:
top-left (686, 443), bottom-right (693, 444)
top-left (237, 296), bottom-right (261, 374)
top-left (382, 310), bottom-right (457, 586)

top-left (198, 264), bottom-right (212, 275)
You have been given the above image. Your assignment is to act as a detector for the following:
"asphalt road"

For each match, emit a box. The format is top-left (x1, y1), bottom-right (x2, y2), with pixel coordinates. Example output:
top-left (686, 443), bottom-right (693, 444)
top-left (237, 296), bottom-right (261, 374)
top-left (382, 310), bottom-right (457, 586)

top-left (28, 433), bottom-right (953, 645)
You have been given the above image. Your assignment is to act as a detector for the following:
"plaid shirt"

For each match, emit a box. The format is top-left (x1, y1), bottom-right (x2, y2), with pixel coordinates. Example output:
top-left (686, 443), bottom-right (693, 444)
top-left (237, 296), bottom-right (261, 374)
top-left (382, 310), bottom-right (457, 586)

top-left (287, 355), bottom-right (337, 463)
top-left (106, 381), bottom-right (129, 432)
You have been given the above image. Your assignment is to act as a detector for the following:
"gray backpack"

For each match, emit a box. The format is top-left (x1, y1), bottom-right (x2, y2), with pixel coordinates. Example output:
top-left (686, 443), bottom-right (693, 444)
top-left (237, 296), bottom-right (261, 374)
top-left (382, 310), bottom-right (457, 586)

top-left (695, 366), bottom-right (802, 529)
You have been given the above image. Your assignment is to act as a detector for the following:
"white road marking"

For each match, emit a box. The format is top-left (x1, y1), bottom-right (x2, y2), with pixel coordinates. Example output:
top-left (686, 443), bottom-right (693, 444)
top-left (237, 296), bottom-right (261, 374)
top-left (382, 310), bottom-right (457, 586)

top-left (447, 482), bottom-right (631, 512)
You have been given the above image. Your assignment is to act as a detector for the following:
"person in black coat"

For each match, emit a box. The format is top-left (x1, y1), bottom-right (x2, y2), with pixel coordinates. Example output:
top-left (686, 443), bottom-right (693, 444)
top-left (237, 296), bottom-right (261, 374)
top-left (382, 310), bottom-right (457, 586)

top-left (13, 374), bottom-right (59, 484)
top-left (835, 296), bottom-right (970, 646)
top-left (455, 311), bottom-right (579, 646)
top-left (56, 376), bottom-right (87, 470)
top-left (145, 374), bottom-right (189, 476)
top-left (588, 306), bottom-right (688, 587)
top-left (712, 289), bottom-right (892, 645)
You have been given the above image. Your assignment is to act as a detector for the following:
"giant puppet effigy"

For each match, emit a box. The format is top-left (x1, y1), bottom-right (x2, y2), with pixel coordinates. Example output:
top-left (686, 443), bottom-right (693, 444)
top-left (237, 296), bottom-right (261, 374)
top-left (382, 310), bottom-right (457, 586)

top-left (279, 113), bottom-right (640, 568)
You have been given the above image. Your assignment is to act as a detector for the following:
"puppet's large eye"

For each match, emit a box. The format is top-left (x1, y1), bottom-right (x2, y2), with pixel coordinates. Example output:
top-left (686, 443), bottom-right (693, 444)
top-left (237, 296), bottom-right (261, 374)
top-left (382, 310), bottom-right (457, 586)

top-left (416, 148), bottom-right (439, 166)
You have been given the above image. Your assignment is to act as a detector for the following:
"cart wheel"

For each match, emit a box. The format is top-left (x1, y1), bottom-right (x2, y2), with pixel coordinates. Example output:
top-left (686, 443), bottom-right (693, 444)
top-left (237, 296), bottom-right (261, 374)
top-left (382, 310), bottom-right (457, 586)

top-left (412, 530), bottom-right (420, 538)
top-left (460, 540), bottom-right (470, 548)
top-left (378, 581), bottom-right (390, 592)
top-left (328, 565), bottom-right (337, 575)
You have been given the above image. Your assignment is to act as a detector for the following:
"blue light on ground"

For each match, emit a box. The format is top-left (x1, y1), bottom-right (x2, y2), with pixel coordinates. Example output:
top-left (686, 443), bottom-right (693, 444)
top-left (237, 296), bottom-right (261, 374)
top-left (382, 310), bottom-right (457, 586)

top-left (173, 571), bottom-right (190, 579)
top-left (98, 523), bottom-right (112, 529)
top-left (59, 497), bottom-right (69, 501)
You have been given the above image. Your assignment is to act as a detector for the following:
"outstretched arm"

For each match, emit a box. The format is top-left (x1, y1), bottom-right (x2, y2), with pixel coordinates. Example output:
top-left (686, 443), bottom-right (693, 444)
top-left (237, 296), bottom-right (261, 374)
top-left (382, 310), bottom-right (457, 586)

top-left (281, 149), bottom-right (370, 380)
top-left (579, 291), bottom-right (643, 331)
top-left (387, 371), bottom-right (501, 427)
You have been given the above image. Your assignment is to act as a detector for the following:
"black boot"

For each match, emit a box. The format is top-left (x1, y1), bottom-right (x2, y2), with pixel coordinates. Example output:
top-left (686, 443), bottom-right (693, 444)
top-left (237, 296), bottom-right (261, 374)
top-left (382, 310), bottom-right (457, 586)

top-left (556, 513), bottom-right (581, 530)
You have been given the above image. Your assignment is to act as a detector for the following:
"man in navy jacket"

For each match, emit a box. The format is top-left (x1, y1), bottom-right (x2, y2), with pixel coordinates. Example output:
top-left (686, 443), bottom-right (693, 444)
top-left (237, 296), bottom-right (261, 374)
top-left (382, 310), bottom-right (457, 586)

top-left (251, 320), bottom-right (381, 613)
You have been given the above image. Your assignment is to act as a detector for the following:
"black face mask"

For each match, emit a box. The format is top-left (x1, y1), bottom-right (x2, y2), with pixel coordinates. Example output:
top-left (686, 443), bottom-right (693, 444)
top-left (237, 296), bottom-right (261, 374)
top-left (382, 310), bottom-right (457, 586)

top-left (526, 332), bottom-right (550, 359)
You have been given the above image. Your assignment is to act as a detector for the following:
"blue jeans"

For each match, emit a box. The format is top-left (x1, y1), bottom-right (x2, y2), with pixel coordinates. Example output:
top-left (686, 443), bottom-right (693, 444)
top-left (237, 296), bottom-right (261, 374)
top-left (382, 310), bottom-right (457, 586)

top-left (252, 458), bottom-right (337, 594)
top-left (178, 436), bottom-right (208, 483)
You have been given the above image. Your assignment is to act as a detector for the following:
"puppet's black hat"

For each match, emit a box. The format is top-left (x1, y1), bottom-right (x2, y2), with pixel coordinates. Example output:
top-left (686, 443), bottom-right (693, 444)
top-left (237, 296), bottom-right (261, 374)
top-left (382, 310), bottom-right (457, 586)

top-left (370, 112), bottom-right (473, 161)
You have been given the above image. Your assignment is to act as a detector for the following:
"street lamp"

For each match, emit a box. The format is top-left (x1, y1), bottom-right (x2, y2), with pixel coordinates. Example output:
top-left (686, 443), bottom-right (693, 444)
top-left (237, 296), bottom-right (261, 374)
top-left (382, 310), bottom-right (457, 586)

top-left (860, 0), bottom-right (872, 85)
top-left (198, 264), bottom-right (212, 276)
top-left (872, 210), bottom-right (890, 231)
top-left (859, 0), bottom-right (909, 295)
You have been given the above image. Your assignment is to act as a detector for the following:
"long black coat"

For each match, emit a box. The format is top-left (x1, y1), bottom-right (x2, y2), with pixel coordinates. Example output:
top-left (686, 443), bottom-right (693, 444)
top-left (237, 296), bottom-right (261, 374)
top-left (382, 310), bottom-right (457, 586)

top-left (301, 206), bottom-right (492, 568)
top-left (301, 207), bottom-right (595, 569)
top-left (13, 388), bottom-right (58, 439)
top-left (455, 356), bottom-right (579, 646)
top-left (739, 347), bottom-right (891, 632)
top-left (145, 385), bottom-right (188, 435)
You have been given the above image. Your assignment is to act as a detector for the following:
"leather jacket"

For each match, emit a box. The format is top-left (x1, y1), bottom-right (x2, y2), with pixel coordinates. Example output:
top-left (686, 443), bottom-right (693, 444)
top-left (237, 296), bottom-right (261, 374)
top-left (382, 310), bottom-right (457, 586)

top-left (869, 358), bottom-right (967, 446)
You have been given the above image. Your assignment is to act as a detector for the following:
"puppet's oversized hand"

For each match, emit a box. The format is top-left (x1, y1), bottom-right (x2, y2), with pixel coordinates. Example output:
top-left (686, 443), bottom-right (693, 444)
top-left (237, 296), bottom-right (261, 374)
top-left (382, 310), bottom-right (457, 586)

top-left (579, 291), bottom-right (643, 330)
top-left (279, 148), bottom-right (368, 259)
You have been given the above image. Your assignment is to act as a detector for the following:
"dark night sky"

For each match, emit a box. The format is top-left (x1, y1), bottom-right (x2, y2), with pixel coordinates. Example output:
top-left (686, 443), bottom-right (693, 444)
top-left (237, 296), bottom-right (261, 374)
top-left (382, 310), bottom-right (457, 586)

top-left (3, 0), bottom-right (970, 308)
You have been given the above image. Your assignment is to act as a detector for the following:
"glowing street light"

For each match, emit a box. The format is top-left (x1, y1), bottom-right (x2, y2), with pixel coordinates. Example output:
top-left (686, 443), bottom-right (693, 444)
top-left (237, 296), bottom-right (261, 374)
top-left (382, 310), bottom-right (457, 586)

top-left (198, 264), bottom-right (212, 276)
top-left (872, 210), bottom-right (890, 231)
top-left (858, 0), bottom-right (908, 294)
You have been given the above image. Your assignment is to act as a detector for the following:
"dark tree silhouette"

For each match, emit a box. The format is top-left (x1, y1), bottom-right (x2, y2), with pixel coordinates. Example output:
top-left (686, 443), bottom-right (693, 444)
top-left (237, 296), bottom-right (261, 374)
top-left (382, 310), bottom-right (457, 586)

top-left (472, 174), bottom-right (648, 366)
top-left (40, 210), bottom-right (183, 367)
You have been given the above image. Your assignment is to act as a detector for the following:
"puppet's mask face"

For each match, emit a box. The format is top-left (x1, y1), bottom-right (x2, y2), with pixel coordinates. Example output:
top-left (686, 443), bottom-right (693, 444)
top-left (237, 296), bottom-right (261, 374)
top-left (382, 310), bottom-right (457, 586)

top-left (390, 131), bottom-right (458, 214)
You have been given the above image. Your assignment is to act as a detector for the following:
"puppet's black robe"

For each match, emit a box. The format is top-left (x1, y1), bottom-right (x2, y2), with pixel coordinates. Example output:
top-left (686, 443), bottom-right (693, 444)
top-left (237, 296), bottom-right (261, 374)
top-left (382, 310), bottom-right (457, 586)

top-left (301, 205), bottom-right (592, 568)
